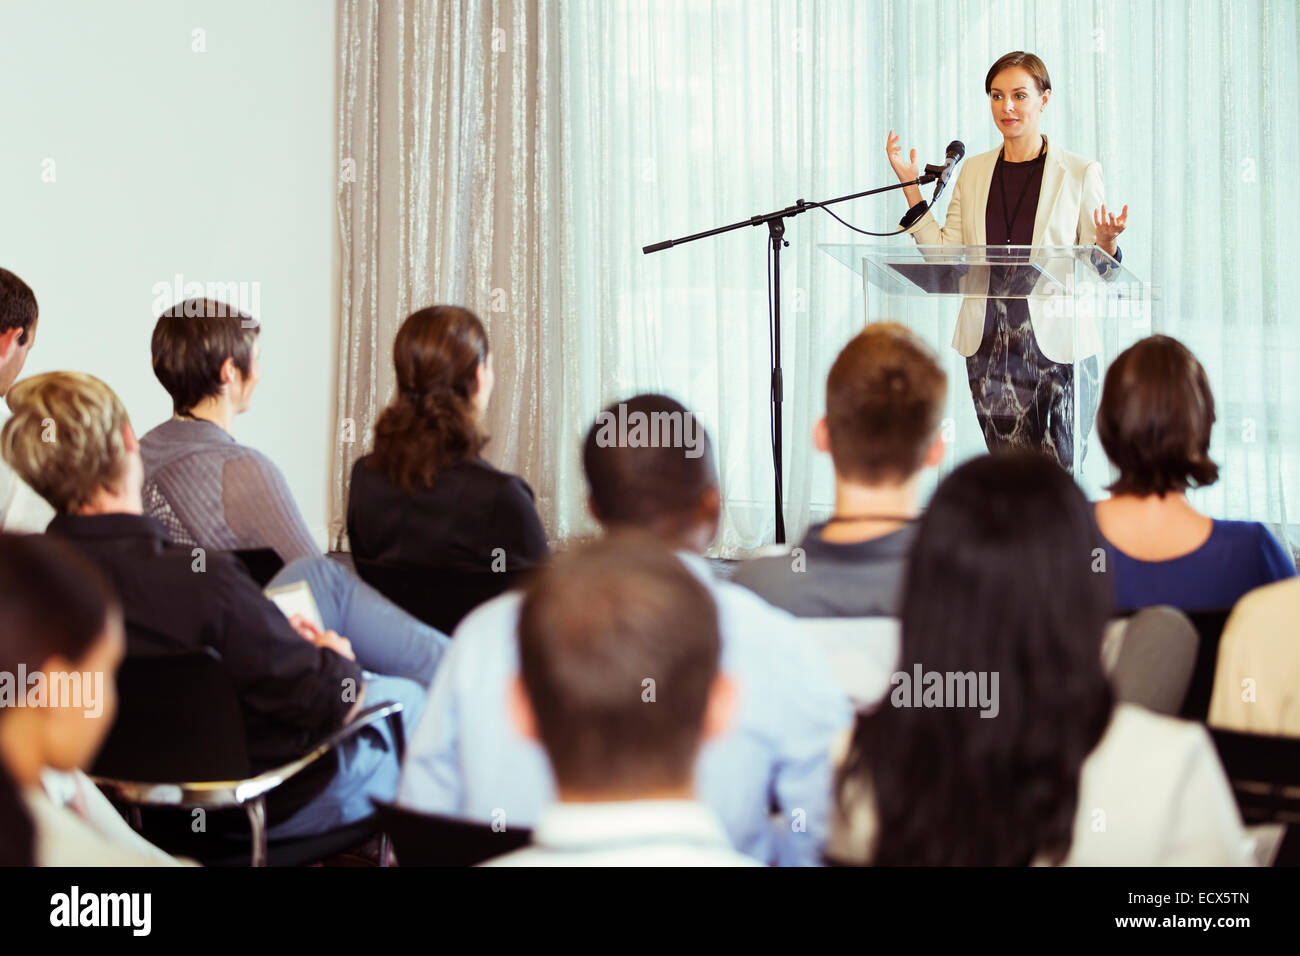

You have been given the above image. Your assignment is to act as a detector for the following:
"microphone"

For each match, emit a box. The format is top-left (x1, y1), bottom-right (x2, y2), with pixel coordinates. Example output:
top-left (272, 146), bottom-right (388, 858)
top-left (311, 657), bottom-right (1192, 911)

top-left (923, 140), bottom-right (965, 197)
top-left (903, 140), bottom-right (964, 230)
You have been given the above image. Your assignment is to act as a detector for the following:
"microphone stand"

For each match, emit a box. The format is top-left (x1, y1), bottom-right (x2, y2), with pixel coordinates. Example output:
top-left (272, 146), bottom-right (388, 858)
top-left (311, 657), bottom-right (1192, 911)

top-left (643, 172), bottom-right (940, 544)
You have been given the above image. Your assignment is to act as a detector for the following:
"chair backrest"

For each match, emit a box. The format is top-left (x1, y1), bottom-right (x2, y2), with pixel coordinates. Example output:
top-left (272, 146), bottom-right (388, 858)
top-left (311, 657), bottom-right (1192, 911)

top-left (354, 558), bottom-right (525, 634)
top-left (91, 645), bottom-right (252, 783)
top-left (1209, 729), bottom-right (1300, 828)
top-left (1179, 608), bottom-right (1233, 721)
top-left (372, 800), bottom-right (532, 866)
top-left (1107, 606), bottom-right (1198, 717)
top-left (799, 617), bottom-right (900, 709)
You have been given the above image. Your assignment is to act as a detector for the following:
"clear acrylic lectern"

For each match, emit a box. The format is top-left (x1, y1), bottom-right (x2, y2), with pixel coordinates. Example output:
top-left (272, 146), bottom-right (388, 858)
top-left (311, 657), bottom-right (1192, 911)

top-left (819, 244), bottom-right (1151, 500)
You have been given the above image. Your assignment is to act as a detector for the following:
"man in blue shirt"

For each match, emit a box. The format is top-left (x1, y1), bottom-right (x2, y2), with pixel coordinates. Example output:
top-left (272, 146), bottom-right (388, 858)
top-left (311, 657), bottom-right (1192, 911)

top-left (398, 393), bottom-right (853, 865)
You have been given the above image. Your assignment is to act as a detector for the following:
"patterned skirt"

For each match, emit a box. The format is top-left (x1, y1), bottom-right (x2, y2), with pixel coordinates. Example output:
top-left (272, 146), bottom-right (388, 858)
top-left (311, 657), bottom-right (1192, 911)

top-left (965, 267), bottom-right (1099, 471)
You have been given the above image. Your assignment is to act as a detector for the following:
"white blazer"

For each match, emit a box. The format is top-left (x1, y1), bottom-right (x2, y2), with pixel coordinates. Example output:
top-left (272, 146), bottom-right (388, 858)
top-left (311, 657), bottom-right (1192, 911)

top-left (905, 139), bottom-right (1111, 365)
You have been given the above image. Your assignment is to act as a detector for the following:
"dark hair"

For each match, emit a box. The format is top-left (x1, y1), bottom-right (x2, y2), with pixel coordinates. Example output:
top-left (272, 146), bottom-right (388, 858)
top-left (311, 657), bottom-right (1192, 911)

top-left (582, 394), bottom-right (716, 535)
top-left (369, 306), bottom-right (489, 493)
top-left (0, 268), bottom-right (38, 347)
top-left (838, 453), bottom-right (1114, 866)
top-left (1097, 335), bottom-right (1219, 497)
top-left (826, 323), bottom-right (947, 484)
top-left (0, 533), bottom-right (118, 681)
top-left (151, 298), bottom-right (260, 415)
top-left (517, 533), bottom-right (721, 794)
top-left (985, 51), bottom-right (1052, 95)
top-left (0, 534), bottom-right (118, 866)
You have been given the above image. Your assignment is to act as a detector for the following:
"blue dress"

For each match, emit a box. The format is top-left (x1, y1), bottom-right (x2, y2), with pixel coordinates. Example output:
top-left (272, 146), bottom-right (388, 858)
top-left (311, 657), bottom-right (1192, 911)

top-left (1102, 519), bottom-right (1297, 612)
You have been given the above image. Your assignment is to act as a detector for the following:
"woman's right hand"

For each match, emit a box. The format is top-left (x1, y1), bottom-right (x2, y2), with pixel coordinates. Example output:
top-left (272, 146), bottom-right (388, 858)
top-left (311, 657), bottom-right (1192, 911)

top-left (887, 130), bottom-right (919, 183)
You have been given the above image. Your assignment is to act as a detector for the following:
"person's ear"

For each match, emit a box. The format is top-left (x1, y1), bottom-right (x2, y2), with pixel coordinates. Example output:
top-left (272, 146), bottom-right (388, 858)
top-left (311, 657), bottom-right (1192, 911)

top-left (508, 674), bottom-right (540, 742)
top-left (813, 417), bottom-right (831, 454)
top-left (923, 431), bottom-right (945, 468)
top-left (701, 673), bottom-right (737, 742)
top-left (122, 422), bottom-right (139, 454)
top-left (0, 326), bottom-right (23, 362)
top-left (219, 356), bottom-right (237, 388)
top-left (698, 484), bottom-right (722, 526)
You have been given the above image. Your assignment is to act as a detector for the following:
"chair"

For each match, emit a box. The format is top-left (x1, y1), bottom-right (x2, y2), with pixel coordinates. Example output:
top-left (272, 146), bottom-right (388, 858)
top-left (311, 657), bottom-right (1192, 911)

top-left (354, 557), bottom-right (527, 634)
top-left (1179, 608), bottom-right (1234, 721)
top-left (372, 800), bottom-right (532, 866)
top-left (90, 646), bottom-right (407, 867)
top-left (799, 617), bottom-right (900, 709)
top-left (1209, 728), bottom-right (1300, 866)
top-left (1105, 606), bottom-right (1198, 716)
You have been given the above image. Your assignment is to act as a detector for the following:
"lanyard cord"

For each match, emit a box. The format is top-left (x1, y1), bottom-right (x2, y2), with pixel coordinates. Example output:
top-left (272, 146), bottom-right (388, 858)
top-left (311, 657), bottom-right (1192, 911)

top-left (996, 137), bottom-right (1046, 245)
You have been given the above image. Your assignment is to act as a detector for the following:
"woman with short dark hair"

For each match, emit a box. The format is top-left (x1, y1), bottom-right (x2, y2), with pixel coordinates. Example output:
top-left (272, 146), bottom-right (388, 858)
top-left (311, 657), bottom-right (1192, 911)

top-left (827, 454), bottom-right (1252, 866)
top-left (347, 306), bottom-right (548, 603)
top-left (1094, 335), bottom-right (1295, 611)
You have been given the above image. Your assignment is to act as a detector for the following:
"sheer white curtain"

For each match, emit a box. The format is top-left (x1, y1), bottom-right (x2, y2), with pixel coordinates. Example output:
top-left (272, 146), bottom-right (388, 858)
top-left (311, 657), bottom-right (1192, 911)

top-left (336, 0), bottom-right (1300, 557)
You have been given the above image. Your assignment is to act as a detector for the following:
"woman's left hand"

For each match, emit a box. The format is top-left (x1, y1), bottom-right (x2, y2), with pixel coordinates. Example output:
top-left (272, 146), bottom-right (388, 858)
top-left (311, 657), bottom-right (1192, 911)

top-left (1093, 203), bottom-right (1128, 254)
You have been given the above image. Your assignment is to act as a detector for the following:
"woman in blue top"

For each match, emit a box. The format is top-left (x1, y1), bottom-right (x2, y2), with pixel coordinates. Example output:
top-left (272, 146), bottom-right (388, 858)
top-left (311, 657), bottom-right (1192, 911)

top-left (1094, 335), bottom-right (1295, 611)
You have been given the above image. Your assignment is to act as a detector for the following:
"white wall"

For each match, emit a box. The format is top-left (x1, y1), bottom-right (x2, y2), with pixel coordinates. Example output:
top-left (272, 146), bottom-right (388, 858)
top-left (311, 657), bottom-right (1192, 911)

top-left (0, 0), bottom-right (338, 548)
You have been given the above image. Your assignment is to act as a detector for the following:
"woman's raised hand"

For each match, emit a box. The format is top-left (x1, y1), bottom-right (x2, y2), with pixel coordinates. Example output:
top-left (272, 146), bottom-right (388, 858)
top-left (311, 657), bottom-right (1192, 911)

top-left (887, 130), bottom-right (919, 183)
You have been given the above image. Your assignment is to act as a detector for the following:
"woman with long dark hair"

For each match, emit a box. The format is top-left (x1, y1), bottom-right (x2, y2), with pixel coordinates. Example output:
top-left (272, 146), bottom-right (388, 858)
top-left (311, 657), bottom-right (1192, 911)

top-left (828, 454), bottom-right (1251, 866)
top-left (348, 306), bottom-right (548, 592)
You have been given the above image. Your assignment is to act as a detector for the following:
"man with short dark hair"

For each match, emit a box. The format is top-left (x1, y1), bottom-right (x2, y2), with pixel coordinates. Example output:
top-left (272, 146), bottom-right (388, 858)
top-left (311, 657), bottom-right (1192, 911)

top-left (399, 393), bottom-right (851, 866)
top-left (483, 535), bottom-right (757, 866)
top-left (0, 268), bottom-right (53, 532)
top-left (733, 322), bottom-right (947, 616)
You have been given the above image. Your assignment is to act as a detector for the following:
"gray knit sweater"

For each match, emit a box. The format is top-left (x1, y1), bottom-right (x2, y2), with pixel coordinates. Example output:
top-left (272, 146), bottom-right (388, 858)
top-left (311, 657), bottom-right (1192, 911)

top-left (138, 418), bottom-right (320, 563)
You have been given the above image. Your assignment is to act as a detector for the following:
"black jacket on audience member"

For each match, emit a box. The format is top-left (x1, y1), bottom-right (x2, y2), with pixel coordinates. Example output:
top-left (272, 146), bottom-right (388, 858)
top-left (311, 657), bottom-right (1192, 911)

top-left (347, 455), bottom-right (549, 574)
top-left (47, 513), bottom-right (362, 772)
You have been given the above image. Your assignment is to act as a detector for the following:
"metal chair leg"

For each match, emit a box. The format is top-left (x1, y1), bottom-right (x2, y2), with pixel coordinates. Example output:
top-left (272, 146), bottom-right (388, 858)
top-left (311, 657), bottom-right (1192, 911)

top-left (245, 797), bottom-right (268, 867)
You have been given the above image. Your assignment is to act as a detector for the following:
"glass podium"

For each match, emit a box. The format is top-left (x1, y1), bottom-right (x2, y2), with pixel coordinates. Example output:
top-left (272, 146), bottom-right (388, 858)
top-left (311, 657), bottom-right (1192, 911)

top-left (818, 244), bottom-right (1151, 500)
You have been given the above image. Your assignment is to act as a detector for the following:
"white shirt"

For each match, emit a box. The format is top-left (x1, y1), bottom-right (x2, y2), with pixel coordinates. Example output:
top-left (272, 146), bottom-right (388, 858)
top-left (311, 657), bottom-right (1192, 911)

top-left (397, 551), bottom-right (853, 866)
top-left (25, 769), bottom-right (190, 867)
top-left (829, 704), bottom-right (1255, 866)
top-left (0, 406), bottom-right (54, 533)
top-left (481, 800), bottom-right (762, 867)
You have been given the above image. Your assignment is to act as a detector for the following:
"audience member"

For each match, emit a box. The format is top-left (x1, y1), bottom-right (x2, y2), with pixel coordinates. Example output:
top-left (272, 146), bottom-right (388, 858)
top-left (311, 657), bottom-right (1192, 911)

top-left (0, 268), bottom-right (54, 533)
top-left (1209, 577), bottom-right (1300, 736)
top-left (828, 453), bottom-right (1253, 866)
top-left (398, 394), bottom-right (852, 866)
top-left (483, 535), bottom-right (758, 866)
top-left (135, 300), bottom-right (449, 681)
top-left (0, 533), bottom-right (183, 865)
top-left (141, 298), bottom-right (319, 563)
top-left (2, 372), bottom-right (425, 839)
top-left (1094, 335), bottom-right (1295, 611)
top-left (347, 305), bottom-right (548, 580)
top-left (734, 322), bottom-right (945, 616)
